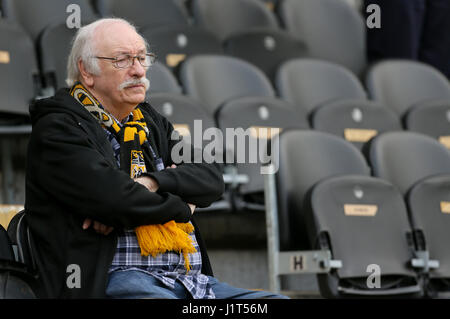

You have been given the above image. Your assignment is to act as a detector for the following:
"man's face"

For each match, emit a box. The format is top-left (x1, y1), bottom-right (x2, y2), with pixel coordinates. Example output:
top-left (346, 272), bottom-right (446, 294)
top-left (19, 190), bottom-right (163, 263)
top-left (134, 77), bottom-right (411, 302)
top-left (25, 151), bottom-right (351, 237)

top-left (91, 22), bottom-right (149, 110)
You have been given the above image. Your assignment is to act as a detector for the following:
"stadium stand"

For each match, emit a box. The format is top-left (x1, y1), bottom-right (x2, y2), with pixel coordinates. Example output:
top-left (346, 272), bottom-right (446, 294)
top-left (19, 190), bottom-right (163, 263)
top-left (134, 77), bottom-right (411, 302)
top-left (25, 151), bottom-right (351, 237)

top-left (278, 0), bottom-right (367, 77)
top-left (367, 131), bottom-right (450, 297)
top-left (148, 61), bottom-right (183, 94)
top-left (366, 60), bottom-right (450, 147)
top-left (1, 0), bottom-right (97, 43)
top-left (264, 130), bottom-right (423, 297)
top-left (192, 0), bottom-right (308, 81)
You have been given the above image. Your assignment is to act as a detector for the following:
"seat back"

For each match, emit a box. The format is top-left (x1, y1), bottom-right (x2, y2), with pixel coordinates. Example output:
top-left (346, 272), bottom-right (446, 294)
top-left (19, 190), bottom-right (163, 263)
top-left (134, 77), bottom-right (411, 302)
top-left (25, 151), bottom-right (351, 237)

top-left (224, 29), bottom-right (308, 81)
top-left (276, 59), bottom-right (367, 114)
top-left (192, 0), bottom-right (279, 40)
top-left (404, 99), bottom-right (450, 148)
top-left (311, 99), bottom-right (402, 150)
top-left (148, 61), bottom-right (182, 94)
top-left (180, 55), bottom-right (275, 114)
top-left (368, 131), bottom-right (450, 195)
top-left (366, 60), bottom-right (450, 116)
top-left (141, 25), bottom-right (223, 71)
top-left (39, 22), bottom-right (77, 90)
top-left (273, 130), bottom-right (370, 249)
top-left (0, 20), bottom-right (38, 116)
top-left (279, 0), bottom-right (367, 76)
top-left (2, 0), bottom-right (97, 42)
top-left (96, 0), bottom-right (189, 28)
top-left (308, 175), bottom-right (420, 298)
top-left (217, 97), bottom-right (308, 195)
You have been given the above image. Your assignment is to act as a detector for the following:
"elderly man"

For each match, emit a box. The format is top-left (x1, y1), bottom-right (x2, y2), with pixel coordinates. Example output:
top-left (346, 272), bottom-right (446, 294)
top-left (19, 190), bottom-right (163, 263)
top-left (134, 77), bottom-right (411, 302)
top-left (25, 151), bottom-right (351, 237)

top-left (25, 18), bottom-right (287, 299)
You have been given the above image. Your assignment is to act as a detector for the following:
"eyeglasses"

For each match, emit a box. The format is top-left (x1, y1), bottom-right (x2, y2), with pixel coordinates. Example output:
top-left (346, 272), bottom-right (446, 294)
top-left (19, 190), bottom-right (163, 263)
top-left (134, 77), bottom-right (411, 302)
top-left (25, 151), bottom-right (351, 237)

top-left (95, 53), bottom-right (156, 69)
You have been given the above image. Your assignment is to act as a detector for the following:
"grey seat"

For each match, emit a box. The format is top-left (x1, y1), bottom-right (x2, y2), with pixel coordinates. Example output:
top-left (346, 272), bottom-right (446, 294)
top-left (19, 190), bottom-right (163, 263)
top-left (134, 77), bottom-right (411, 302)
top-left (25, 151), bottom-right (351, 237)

top-left (367, 131), bottom-right (450, 195)
top-left (180, 55), bottom-right (275, 115)
top-left (96, 0), bottom-right (190, 29)
top-left (192, 0), bottom-right (279, 41)
top-left (276, 59), bottom-right (367, 114)
top-left (216, 97), bottom-right (308, 208)
top-left (368, 132), bottom-right (450, 298)
top-left (278, 0), bottom-right (367, 77)
top-left (366, 60), bottom-right (450, 117)
top-left (192, 0), bottom-right (307, 81)
top-left (2, 0), bottom-right (97, 43)
top-left (0, 20), bottom-right (38, 117)
top-left (148, 61), bottom-right (182, 94)
top-left (141, 25), bottom-right (223, 72)
top-left (311, 99), bottom-right (402, 150)
top-left (272, 130), bottom-right (421, 297)
top-left (39, 22), bottom-right (77, 90)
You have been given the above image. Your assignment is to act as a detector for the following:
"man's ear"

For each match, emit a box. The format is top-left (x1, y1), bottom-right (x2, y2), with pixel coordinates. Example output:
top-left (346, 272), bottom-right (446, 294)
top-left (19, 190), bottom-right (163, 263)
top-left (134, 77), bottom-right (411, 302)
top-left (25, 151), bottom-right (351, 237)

top-left (78, 59), bottom-right (94, 87)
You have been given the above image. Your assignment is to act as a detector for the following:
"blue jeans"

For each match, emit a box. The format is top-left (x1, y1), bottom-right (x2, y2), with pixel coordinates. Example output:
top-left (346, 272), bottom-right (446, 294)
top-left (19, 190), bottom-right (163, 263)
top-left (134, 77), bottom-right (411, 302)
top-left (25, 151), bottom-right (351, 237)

top-left (105, 269), bottom-right (289, 299)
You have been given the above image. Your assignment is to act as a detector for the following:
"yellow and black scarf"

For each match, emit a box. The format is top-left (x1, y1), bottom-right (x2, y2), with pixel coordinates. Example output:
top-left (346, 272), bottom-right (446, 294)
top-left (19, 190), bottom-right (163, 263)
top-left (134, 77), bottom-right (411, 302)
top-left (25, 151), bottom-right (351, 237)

top-left (70, 82), bottom-right (196, 271)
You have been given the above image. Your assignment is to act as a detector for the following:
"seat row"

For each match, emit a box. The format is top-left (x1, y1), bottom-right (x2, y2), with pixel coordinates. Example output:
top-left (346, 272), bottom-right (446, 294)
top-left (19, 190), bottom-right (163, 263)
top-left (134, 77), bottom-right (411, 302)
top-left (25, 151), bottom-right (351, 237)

top-left (267, 129), bottom-right (450, 298)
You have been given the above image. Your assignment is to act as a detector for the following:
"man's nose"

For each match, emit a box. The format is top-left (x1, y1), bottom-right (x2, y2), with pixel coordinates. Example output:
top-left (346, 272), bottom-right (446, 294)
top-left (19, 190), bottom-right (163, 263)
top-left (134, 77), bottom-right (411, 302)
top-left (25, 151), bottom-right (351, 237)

top-left (129, 57), bottom-right (146, 77)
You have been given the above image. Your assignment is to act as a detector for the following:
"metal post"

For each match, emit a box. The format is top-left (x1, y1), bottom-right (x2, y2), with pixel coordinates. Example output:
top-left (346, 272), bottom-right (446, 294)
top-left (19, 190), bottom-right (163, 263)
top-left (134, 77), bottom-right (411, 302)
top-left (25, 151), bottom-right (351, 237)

top-left (263, 164), bottom-right (281, 293)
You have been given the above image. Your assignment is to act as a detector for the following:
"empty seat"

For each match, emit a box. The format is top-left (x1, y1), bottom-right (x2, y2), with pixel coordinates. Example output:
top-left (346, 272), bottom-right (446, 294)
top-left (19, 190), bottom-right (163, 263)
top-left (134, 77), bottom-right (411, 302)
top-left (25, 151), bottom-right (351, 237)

top-left (279, 0), bottom-right (367, 77)
top-left (276, 59), bottom-right (367, 114)
top-left (274, 130), bottom-right (370, 250)
top-left (192, 0), bottom-right (307, 81)
top-left (39, 23), bottom-right (77, 90)
top-left (0, 20), bottom-right (38, 117)
top-left (2, 0), bottom-right (97, 42)
top-left (96, 0), bottom-right (189, 29)
top-left (224, 29), bottom-right (308, 81)
top-left (367, 131), bottom-right (450, 195)
top-left (180, 55), bottom-right (275, 115)
top-left (192, 0), bottom-right (279, 41)
top-left (141, 25), bottom-right (223, 71)
top-left (148, 61), bottom-right (182, 94)
top-left (311, 99), bottom-right (402, 150)
top-left (217, 97), bottom-right (308, 206)
top-left (272, 130), bottom-right (421, 297)
top-left (366, 60), bottom-right (450, 117)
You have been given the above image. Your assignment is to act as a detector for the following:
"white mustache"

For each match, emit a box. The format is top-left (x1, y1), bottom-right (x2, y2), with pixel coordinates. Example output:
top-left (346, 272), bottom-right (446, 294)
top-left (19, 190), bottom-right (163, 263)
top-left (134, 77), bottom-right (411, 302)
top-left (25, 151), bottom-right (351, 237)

top-left (118, 77), bottom-right (150, 91)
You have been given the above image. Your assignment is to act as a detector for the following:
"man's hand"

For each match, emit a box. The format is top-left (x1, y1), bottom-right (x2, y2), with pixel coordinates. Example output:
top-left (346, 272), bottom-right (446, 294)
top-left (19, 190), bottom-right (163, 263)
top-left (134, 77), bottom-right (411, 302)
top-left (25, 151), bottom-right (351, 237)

top-left (82, 218), bottom-right (114, 235)
top-left (134, 176), bottom-right (159, 192)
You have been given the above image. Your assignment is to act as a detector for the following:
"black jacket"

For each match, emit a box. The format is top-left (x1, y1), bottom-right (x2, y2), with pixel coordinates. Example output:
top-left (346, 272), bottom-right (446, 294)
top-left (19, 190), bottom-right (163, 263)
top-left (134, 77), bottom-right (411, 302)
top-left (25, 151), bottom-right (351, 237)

top-left (25, 89), bottom-right (224, 298)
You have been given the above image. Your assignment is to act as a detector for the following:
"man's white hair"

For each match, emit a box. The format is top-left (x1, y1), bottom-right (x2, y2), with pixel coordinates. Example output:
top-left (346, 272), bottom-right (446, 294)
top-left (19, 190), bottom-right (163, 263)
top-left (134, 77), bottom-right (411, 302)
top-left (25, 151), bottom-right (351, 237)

top-left (66, 18), bottom-right (147, 87)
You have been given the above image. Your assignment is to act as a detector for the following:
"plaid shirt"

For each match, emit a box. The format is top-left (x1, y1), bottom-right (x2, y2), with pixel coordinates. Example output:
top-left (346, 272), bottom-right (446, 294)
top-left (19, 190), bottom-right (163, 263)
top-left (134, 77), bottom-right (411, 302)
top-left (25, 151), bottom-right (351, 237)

top-left (105, 113), bottom-right (215, 299)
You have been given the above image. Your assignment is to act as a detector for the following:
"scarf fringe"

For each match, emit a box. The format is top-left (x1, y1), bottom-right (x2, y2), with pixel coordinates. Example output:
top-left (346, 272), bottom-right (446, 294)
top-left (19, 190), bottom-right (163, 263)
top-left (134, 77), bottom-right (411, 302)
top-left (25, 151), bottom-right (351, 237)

top-left (135, 221), bottom-right (196, 272)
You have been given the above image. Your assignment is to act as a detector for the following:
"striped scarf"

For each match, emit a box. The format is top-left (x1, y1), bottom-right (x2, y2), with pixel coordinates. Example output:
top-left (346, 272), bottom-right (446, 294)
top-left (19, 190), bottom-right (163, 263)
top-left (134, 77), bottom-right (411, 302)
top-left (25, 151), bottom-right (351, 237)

top-left (70, 83), bottom-right (196, 271)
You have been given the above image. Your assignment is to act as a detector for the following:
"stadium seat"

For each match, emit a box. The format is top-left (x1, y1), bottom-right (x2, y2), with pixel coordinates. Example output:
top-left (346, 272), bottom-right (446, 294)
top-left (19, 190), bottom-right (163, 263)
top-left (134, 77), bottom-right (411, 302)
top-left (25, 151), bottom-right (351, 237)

top-left (95, 0), bottom-right (190, 29)
top-left (276, 59), bottom-right (367, 114)
top-left (0, 20), bottom-right (39, 117)
top-left (180, 55), bottom-right (275, 115)
top-left (1, 218), bottom-right (37, 298)
top-left (311, 99), bottom-right (402, 150)
top-left (366, 60), bottom-right (450, 117)
top-left (141, 25), bottom-right (223, 72)
top-left (192, 0), bottom-right (307, 81)
top-left (266, 130), bottom-right (422, 297)
top-left (216, 97), bottom-right (308, 210)
top-left (278, 0), bottom-right (367, 77)
top-left (148, 61), bottom-right (182, 94)
top-left (2, 0), bottom-right (97, 43)
top-left (366, 61), bottom-right (450, 147)
top-left (192, 0), bottom-right (279, 41)
top-left (368, 131), bottom-right (450, 297)
top-left (39, 23), bottom-right (77, 91)
top-left (367, 131), bottom-right (450, 195)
